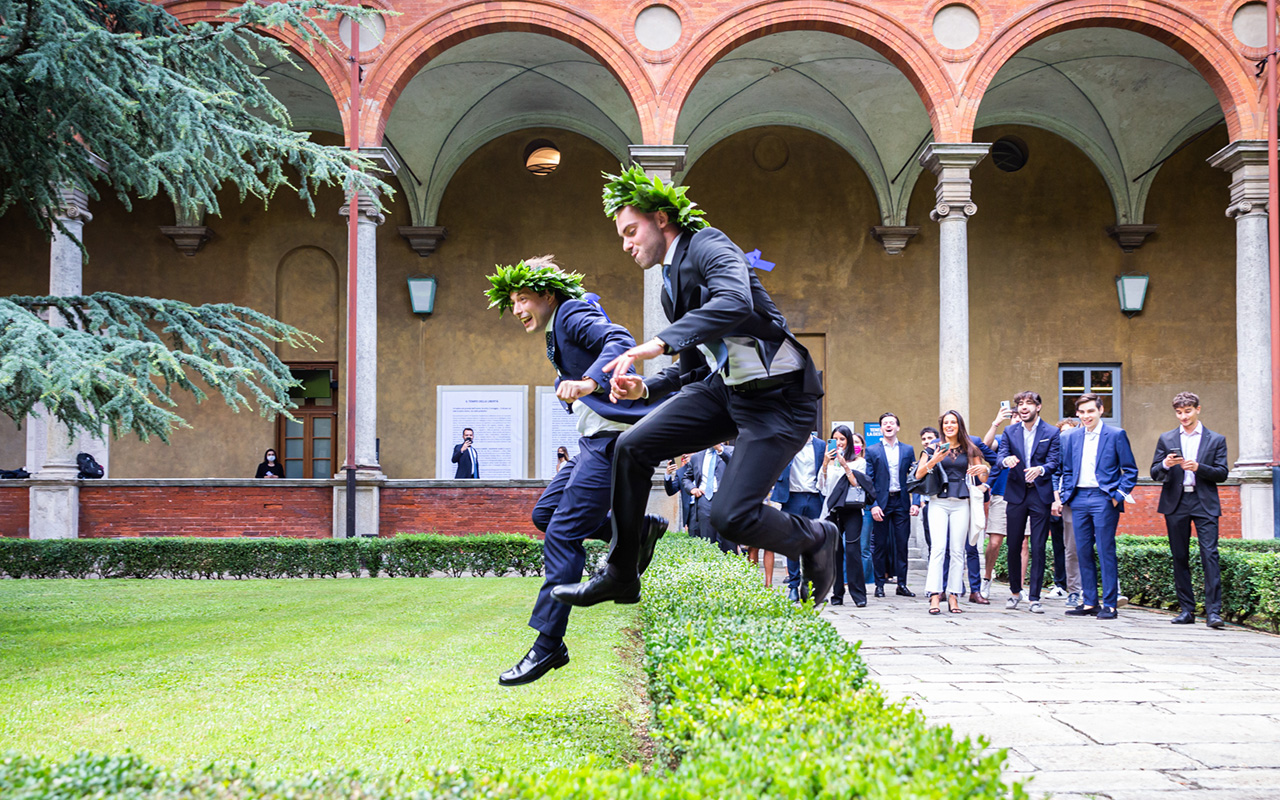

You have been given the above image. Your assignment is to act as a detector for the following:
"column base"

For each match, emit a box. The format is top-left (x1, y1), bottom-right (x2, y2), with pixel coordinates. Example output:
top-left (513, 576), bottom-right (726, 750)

top-left (332, 475), bottom-right (382, 539)
top-left (1231, 465), bottom-right (1275, 540)
top-left (29, 482), bottom-right (79, 539)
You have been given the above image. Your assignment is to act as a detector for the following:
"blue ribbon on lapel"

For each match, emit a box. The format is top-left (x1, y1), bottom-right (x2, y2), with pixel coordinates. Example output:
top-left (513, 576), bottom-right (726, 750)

top-left (744, 249), bottom-right (775, 272)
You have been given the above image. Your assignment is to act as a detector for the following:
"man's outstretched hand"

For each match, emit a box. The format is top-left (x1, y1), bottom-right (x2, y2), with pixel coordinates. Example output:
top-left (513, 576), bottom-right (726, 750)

top-left (604, 338), bottom-right (665, 402)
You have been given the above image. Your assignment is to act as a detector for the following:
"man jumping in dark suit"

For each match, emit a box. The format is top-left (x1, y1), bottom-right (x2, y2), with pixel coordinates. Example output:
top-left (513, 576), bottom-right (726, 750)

top-left (552, 164), bottom-right (838, 608)
top-left (485, 257), bottom-right (667, 686)
top-left (1151, 391), bottom-right (1230, 629)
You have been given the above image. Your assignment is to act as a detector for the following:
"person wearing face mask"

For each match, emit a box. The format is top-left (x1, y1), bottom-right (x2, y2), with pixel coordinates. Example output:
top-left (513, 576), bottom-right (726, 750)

top-left (255, 449), bottom-right (283, 478)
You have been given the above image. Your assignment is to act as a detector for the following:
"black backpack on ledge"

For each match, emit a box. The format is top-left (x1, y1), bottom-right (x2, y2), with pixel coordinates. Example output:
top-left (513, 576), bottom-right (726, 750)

top-left (76, 452), bottom-right (105, 479)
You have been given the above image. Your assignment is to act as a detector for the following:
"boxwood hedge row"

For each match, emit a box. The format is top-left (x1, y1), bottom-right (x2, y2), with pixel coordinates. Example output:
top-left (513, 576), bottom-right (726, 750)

top-left (0, 534), bottom-right (1027, 799)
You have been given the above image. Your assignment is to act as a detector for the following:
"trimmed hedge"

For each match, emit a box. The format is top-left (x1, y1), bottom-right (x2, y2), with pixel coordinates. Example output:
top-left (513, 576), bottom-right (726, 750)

top-left (0, 534), bottom-right (1027, 799)
top-left (0, 535), bottom-right (607, 580)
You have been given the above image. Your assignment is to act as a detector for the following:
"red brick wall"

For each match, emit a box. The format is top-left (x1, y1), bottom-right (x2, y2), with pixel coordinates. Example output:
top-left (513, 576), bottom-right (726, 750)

top-left (1114, 484), bottom-right (1241, 539)
top-left (0, 486), bottom-right (28, 538)
top-left (380, 486), bottom-right (545, 537)
top-left (78, 485), bottom-right (333, 538)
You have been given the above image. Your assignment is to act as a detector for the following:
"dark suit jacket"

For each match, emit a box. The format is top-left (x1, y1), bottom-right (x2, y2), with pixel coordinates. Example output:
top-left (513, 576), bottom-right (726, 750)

top-left (646, 227), bottom-right (822, 399)
top-left (996, 419), bottom-right (1060, 507)
top-left (683, 446), bottom-right (734, 496)
top-left (770, 436), bottom-right (827, 503)
top-left (549, 298), bottom-right (654, 424)
top-left (450, 443), bottom-right (478, 479)
top-left (1150, 426), bottom-right (1230, 517)
top-left (1060, 423), bottom-right (1139, 511)
top-left (865, 440), bottom-right (918, 511)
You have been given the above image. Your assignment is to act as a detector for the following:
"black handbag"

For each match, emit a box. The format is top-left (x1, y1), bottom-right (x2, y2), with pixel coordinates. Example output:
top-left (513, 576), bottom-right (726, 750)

top-left (905, 459), bottom-right (942, 497)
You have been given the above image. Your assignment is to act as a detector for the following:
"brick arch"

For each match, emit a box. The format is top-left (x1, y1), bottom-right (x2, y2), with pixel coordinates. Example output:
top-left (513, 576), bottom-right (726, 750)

top-left (660, 0), bottom-right (957, 145)
top-left (962, 0), bottom-right (1260, 143)
top-left (163, 0), bottom-right (350, 122)
top-left (360, 1), bottom-right (657, 147)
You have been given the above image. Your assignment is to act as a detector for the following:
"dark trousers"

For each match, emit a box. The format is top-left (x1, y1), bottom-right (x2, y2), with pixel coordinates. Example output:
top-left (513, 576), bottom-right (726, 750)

top-left (694, 496), bottom-right (736, 553)
top-left (1006, 497), bottom-right (1051, 600)
top-left (1072, 488), bottom-right (1121, 609)
top-left (1048, 514), bottom-right (1068, 589)
top-left (834, 506), bottom-right (867, 604)
top-left (529, 434), bottom-right (616, 640)
top-left (608, 375), bottom-right (820, 579)
top-left (1165, 492), bottom-right (1222, 614)
top-left (873, 496), bottom-right (911, 589)
top-left (780, 491), bottom-right (823, 590)
top-left (966, 539), bottom-right (982, 593)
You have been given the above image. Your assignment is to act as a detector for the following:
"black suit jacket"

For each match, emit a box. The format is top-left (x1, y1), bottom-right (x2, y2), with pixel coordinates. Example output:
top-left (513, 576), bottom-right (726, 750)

top-left (450, 443), bottom-right (478, 479)
top-left (683, 446), bottom-right (733, 495)
top-left (1151, 426), bottom-right (1230, 516)
top-left (865, 441), bottom-right (918, 511)
top-left (646, 227), bottom-right (823, 399)
top-left (996, 419), bottom-right (1060, 507)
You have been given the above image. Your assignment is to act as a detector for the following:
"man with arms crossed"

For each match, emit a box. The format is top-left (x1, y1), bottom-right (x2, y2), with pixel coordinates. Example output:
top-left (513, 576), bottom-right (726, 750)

top-left (552, 165), bottom-right (838, 607)
top-left (1151, 392), bottom-right (1229, 629)
top-left (1059, 393), bottom-right (1138, 620)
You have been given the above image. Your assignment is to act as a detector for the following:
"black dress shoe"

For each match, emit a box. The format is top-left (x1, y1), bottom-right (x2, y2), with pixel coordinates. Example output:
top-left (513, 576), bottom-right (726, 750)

top-left (1097, 606), bottom-right (1118, 620)
top-left (1065, 605), bottom-right (1099, 616)
top-left (551, 572), bottom-right (641, 607)
top-left (896, 586), bottom-right (916, 598)
top-left (854, 600), bottom-right (867, 608)
top-left (637, 515), bottom-right (669, 575)
top-left (499, 643), bottom-right (570, 686)
top-left (829, 596), bottom-right (844, 606)
top-left (1171, 611), bottom-right (1195, 625)
top-left (799, 520), bottom-right (839, 602)
top-left (874, 586), bottom-right (885, 598)
top-left (1207, 612), bottom-right (1225, 629)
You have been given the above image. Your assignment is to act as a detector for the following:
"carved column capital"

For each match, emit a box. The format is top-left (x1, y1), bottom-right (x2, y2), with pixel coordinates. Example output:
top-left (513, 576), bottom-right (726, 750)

top-left (1209, 140), bottom-right (1271, 219)
top-left (52, 186), bottom-right (92, 224)
top-left (929, 202), bottom-right (978, 222)
top-left (920, 143), bottom-right (990, 219)
top-left (628, 145), bottom-right (687, 182)
top-left (340, 191), bottom-right (385, 226)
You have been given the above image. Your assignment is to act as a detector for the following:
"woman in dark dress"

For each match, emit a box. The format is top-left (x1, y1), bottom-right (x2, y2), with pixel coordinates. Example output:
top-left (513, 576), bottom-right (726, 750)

top-left (255, 449), bottom-right (283, 478)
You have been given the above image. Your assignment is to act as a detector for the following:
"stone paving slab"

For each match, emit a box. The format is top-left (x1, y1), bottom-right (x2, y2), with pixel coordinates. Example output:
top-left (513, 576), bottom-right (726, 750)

top-left (822, 569), bottom-right (1280, 799)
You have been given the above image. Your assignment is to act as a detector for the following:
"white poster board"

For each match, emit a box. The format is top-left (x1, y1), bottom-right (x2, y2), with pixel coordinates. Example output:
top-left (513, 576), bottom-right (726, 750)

top-left (436, 385), bottom-right (528, 479)
top-left (535, 386), bottom-right (582, 480)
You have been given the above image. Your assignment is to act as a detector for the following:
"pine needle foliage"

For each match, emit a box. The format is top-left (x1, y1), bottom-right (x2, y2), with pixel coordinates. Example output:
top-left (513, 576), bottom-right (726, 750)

top-left (0, 0), bottom-right (393, 238)
top-left (0, 293), bottom-right (318, 444)
top-left (601, 162), bottom-right (708, 231)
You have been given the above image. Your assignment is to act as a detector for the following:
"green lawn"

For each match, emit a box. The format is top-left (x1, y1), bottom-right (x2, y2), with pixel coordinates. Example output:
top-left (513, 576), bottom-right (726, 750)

top-left (0, 578), bottom-right (643, 783)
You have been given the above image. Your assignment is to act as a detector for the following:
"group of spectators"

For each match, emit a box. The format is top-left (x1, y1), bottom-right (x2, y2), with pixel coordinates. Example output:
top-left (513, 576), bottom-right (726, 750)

top-left (667, 390), bottom-right (1229, 628)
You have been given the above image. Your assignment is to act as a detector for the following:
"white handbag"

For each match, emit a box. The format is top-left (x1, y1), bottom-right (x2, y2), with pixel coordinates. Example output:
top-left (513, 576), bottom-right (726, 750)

top-left (967, 476), bottom-right (986, 546)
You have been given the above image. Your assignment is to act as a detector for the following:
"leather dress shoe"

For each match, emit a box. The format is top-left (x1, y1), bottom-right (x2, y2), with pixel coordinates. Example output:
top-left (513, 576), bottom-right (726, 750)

top-left (799, 520), bottom-right (839, 602)
top-left (551, 572), bottom-right (641, 607)
top-left (499, 643), bottom-right (569, 687)
top-left (829, 596), bottom-right (844, 606)
top-left (854, 600), bottom-right (867, 608)
top-left (1065, 605), bottom-right (1099, 617)
top-left (637, 515), bottom-right (669, 575)
top-left (1170, 611), bottom-right (1195, 625)
top-left (969, 591), bottom-right (990, 605)
top-left (1207, 612), bottom-right (1225, 629)
top-left (874, 586), bottom-right (885, 598)
top-left (1096, 606), bottom-right (1118, 620)
top-left (895, 586), bottom-right (916, 598)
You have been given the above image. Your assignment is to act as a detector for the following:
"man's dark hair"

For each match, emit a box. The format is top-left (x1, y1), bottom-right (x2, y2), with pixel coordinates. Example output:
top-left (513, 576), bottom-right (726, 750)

top-left (1075, 393), bottom-right (1104, 411)
top-left (1172, 391), bottom-right (1201, 410)
top-left (462, 427), bottom-right (473, 436)
top-left (1013, 391), bottom-right (1042, 406)
top-left (920, 426), bottom-right (940, 438)
top-left (879, 412), bottom-right (899, 426)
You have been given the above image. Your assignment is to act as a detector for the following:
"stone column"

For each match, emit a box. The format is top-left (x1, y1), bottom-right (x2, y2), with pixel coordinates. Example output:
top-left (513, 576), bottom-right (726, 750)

top-left (1209, 141), bottom-right (1275, 538)
top-left (628, 145), bottom-right (687, 380)
top-left (29, 187), bottom-right (92, 539)
top-left (920, 143), bottom-right (990, 423)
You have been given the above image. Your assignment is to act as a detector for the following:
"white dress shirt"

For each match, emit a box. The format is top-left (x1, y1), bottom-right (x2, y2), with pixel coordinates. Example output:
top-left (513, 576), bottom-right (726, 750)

top-left (700, 450), bottom-right (719, 498)
top-left (546, 308), bottom-right (629, 438)
top-left (1179, 423), bottom-right (1203, 488)
top-left (885, 443), bottom-right (901, 492)
top-left (789, 439), bottom-right (819, 494)
top-left (1022, 421), bottom-right (1037, 468)
top-left (1078, 424), bottom-right (1103, 489)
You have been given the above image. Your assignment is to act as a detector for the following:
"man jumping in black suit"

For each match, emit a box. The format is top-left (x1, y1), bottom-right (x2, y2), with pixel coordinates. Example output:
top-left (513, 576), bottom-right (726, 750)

top-left (551, 164), bottom-right (838, 608)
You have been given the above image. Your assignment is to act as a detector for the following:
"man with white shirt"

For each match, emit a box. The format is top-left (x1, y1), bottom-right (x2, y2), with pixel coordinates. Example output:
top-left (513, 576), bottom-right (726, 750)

top-left (996, 391), bottom-right (1061, 613)
top-left (685, 443), bottom-right (735, 552)
top-left (771, 432), bottom-right (827, 601)
top-left (866, 412), bottom-right (920, 599)
top-left (553, 166), bottom-right (838, 609)
top-left (1151, 392), bottom-right (1230, 629)
top-left (1059, 393), bottom-right (1139, 620)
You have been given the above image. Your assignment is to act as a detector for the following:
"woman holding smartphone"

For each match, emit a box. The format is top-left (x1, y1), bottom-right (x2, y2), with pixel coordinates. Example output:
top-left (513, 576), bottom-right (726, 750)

top-left (820, 425), bottom-right (871, 607)
top-left (915, 411), bottom-right (990, 614)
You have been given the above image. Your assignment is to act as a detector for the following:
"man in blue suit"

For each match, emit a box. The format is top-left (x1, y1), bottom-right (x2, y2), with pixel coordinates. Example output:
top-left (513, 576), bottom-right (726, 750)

top-left (996, 390), bottom-right (1061, 613)
top-left (866, 412), bottom-right (920, 598)
top-left (1059, 392), bottom-right (1138, 620)
top-left (684, 443), bottom-right (735, 552)
top-left (450, 428), bottom-right (479, 478)
top-left (486, 257), bottom-right (667, 686)
top-left (770, 433), bottom-right (827, 601)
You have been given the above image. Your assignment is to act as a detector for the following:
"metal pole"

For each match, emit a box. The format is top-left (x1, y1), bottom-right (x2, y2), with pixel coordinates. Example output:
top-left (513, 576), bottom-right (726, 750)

top-left (344, 20), bottom-right (361, 539)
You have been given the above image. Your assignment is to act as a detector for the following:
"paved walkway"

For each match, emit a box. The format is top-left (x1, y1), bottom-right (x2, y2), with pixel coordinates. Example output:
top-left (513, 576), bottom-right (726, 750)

top-left (820, 569), bottom-right (1280, 800)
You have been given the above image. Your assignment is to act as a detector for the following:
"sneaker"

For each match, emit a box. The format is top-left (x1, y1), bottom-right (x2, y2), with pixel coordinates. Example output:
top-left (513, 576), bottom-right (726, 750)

top-left (1029, 602), bottom-right (1044, 614)
top-left (1045, 586), bottom-right (1067, 599)
top-left (1065, 592), bottom-right (1080, 608)
top-left (980, 579), bottom-right (991, 599)
top-left (1005, 594), bottom-right (1021, 610)
top-left (1117, 595), bottom-right (1129, 608)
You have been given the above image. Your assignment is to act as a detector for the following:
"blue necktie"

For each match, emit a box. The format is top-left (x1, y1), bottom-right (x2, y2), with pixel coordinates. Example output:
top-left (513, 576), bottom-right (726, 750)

top-left (709, 340), bottom-right (730, 375)
top-left (662, 261), bottom-right (674, 303)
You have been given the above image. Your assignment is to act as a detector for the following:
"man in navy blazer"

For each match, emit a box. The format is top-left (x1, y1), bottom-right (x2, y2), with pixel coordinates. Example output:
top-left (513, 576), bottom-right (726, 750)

top-left (450, 429), bottom-right (479, 478)
top-left (866, 412), bottom-right (920, 598)
top-left (684, 443), bottom-right (735, 552)
top-left (555, 170), bottom-right (838, 608)
top-left (1150, 392), bottom-right (1230, 628)
top-left (1060, 393), bottom-right (1138, 620)
top-left (770, 433), bottom-right (828, 601)
top-left (488, 257), bottom-right (666, 687)
top-left (996, 390), bottom-right (1061, 613)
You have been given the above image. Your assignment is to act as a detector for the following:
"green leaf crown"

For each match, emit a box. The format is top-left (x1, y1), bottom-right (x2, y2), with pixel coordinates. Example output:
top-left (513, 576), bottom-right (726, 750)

top-left (601, 163), bottom-right (709, 231)
top-left (485, 259), bottom-right (586, 315)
